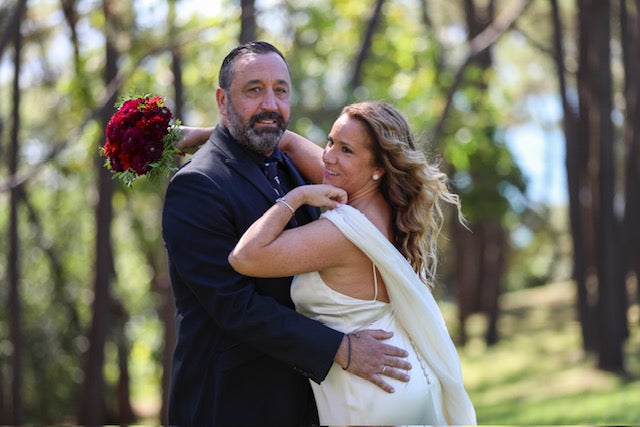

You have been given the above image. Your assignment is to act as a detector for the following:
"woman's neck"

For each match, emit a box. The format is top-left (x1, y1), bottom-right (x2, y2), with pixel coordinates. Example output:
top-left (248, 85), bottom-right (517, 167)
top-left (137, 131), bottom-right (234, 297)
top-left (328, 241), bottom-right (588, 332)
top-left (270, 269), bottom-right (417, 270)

top-left (349, 190), bottom-right (394, 241)
top-left (348, 186), bottom-right (381, 210)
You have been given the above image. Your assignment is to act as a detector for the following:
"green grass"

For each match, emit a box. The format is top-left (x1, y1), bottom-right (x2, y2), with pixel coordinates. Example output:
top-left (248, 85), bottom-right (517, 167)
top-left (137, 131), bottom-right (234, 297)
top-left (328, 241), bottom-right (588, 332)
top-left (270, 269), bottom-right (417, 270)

top-left (444, 281), bottom-right (640, 424)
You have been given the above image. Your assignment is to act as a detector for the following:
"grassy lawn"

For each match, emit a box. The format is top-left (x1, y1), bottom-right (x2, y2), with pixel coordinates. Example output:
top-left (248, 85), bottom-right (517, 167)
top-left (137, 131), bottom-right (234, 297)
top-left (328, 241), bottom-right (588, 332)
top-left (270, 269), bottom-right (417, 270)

top-left (444, 281), bottom-right (640, 425)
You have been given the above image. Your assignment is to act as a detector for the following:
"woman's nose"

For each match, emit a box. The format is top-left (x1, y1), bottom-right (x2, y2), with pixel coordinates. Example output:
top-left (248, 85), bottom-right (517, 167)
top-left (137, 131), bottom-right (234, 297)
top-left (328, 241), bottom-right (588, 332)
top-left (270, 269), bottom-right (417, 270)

top-left (322, 147), bottom-right (335, 164)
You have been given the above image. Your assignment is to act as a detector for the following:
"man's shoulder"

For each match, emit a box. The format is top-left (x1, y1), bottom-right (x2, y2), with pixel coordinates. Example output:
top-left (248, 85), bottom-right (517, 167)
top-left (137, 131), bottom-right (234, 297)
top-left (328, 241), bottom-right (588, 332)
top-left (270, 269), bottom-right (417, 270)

top-left (177, 134), bottom-right (229, 173)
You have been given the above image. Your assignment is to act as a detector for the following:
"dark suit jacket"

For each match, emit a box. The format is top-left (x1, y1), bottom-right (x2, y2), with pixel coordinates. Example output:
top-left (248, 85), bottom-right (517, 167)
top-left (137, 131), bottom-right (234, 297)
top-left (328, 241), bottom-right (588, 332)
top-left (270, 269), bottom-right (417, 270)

top-left (162, 125), bottom-right (343, 426)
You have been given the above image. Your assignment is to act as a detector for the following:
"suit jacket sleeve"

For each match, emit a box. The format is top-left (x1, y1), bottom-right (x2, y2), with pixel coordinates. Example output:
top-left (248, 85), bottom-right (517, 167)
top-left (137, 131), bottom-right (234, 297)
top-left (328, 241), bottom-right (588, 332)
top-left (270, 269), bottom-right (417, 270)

top-left (163, 165), bottom-right (343, 383)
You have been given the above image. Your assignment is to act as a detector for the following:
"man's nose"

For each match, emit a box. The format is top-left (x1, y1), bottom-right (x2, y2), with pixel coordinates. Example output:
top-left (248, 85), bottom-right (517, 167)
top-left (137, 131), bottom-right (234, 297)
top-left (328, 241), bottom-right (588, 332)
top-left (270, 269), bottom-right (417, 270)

top-left (261, 89), bottom-right (278, 111)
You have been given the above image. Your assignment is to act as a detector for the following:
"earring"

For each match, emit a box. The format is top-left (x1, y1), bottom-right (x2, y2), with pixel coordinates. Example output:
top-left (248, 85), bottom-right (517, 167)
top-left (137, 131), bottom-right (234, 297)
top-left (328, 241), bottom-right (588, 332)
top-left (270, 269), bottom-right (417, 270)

top-left (373, 174), bottom-right (379, 181)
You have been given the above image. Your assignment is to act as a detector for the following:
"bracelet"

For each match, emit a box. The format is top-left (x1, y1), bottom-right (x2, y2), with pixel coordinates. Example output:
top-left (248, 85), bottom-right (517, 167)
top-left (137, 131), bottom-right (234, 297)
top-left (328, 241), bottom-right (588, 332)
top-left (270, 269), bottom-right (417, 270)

top-left (342, 334), bottom-right (352, 371)
top-left (275, 197), bottom-right (295, 214)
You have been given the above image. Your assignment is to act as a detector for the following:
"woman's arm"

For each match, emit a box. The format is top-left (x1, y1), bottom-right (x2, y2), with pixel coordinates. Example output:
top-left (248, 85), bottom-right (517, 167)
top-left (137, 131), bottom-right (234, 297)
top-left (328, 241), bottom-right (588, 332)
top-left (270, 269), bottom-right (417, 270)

top-left (279, 130), bottom-right (325, 184)
top-left (228, 184), bottom-right (347, 278)
top-left (174, 126), bottom-right (214, 153)
top-left (229, 184), bottom-right (413, 391)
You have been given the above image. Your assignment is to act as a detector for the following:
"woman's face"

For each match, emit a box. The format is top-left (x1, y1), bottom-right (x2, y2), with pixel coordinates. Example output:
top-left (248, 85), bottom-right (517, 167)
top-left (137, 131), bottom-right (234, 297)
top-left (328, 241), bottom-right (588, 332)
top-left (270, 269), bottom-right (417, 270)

top-left (322, 114), bottom-right (383, 197)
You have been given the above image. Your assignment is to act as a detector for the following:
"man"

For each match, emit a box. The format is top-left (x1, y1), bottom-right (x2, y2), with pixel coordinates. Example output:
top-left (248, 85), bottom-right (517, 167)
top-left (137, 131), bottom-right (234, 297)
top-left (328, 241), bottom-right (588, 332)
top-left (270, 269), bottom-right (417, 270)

top-left (162, 41), bottom-right (409, 426)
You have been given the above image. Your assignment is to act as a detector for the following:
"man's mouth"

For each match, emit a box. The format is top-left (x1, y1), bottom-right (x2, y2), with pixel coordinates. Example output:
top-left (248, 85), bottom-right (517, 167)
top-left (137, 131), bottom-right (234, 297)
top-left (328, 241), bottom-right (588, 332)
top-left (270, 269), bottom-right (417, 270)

top-left (252, 113), bottom-right (284, 128)
top-left (256, 119), bottom-right (278, 127)
top-left (325, 168), bottom-right (338, 176)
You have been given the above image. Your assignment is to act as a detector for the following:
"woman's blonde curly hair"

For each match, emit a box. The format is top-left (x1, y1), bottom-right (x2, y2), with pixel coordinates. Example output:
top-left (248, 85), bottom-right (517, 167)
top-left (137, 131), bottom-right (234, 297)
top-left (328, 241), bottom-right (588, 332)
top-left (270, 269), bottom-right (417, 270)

top-left (340, 101), bottom-right (462, 289)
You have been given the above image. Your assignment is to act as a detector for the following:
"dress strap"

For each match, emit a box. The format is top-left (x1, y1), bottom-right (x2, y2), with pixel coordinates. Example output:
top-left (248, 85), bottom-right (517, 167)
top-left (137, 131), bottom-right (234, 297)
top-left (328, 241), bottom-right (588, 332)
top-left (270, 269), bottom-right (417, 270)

top-left (372, 262), bottom-right (379, 302)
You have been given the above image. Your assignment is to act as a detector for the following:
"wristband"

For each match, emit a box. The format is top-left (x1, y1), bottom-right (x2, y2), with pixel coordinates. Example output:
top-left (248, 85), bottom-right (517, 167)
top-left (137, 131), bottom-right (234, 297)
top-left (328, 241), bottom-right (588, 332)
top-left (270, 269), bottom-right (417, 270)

top-left (275, 197), bottom-right (295, 214)
top-left (342, 334), bottom-right (352, 370)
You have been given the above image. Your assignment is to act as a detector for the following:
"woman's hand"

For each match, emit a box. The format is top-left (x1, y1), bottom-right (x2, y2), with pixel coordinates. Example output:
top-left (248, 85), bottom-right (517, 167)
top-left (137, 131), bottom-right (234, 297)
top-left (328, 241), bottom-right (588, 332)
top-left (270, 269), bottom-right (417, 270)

top-left (174, 126), bottom-right (214, 153)
top-left (288, 184), bottom-right (347, 210)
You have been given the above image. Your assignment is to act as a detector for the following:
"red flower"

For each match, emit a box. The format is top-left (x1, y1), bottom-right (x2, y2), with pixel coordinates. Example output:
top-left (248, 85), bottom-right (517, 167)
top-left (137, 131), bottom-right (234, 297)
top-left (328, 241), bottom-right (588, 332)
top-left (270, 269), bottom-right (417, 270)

top-left (101, 95), bottom-right (183, 186)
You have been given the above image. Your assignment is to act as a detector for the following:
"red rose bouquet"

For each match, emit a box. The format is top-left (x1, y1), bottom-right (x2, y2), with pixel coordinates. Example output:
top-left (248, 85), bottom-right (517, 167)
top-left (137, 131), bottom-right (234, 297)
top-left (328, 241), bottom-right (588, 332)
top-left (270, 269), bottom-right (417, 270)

top-left (102, 95), bottom-right (183, 186)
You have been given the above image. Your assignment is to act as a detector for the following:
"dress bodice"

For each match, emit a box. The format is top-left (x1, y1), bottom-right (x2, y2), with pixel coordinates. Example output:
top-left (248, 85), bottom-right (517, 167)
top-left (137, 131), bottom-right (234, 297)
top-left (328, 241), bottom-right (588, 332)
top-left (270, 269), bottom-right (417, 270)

top-left (291, 271), bottom-right (391, 333)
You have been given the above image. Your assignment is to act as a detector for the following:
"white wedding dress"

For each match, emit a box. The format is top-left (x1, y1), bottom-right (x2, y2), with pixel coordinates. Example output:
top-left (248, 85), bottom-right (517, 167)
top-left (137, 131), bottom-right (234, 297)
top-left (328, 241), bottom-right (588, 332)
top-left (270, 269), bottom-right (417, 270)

top-left (291, 205), bottom-right (476, 426)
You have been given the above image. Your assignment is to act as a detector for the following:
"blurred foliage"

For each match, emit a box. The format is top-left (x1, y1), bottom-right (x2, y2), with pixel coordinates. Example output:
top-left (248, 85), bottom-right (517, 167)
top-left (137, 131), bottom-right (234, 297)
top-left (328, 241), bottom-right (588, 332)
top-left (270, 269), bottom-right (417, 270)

top-left (0, 0), bottom-right (579, 422)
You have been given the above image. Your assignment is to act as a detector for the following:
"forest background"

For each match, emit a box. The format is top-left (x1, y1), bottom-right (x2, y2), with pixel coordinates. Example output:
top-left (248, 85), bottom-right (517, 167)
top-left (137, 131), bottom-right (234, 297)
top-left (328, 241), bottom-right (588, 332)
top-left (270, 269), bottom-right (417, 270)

top-left (1, 0), bottom-right (639, 425)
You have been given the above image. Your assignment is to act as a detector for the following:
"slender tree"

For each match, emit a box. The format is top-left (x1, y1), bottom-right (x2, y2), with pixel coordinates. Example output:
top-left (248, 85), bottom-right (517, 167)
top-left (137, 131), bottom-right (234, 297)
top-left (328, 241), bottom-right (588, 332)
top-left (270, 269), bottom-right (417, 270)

top-left (551, 0), bottom-right (594, 352)
top-left (156, 1), bottom-right (184, 423)
top-left (584, 0), bottom-right (626, 372)
top-left (448, 0), bottom-right (530, 346)
top-left (78, 0), bottom-right (119, 423)
top-left (350, 0), bottom-right (385, 90)
top-left (240, 0), bottom-right (257, 43)
top-left (7, 1), bottom-right (27, 424)
top-left (573, 0), bottom-right (627, 371)
top-left (621, 0), bottom-right (640, 314)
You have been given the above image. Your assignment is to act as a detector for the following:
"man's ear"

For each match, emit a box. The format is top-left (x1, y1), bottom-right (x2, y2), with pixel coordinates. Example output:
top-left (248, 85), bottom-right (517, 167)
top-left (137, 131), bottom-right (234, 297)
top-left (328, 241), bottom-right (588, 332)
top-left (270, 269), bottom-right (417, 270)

top-left (216, 87), bottom-right (227, 124)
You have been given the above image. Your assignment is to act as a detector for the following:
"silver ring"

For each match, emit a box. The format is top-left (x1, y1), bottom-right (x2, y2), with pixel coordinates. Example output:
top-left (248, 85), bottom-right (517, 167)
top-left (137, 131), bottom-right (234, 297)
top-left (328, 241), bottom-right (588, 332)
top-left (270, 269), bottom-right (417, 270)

top-left (381, 365), bottom-right (387, 374)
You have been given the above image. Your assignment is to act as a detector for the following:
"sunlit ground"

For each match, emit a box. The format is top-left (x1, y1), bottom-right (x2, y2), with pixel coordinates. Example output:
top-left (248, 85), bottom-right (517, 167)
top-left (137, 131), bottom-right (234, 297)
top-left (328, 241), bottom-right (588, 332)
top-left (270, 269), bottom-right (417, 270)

top-left (447, 281), bottom-right (640, 425)
top-left (131, 281), bottom-right (640, 424)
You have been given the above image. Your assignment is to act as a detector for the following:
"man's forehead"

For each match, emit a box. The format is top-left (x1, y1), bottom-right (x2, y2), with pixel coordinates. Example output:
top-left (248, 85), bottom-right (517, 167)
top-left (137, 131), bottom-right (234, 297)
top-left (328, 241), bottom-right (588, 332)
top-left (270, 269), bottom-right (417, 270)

top-left (233, 53), bottom-right (290, 83)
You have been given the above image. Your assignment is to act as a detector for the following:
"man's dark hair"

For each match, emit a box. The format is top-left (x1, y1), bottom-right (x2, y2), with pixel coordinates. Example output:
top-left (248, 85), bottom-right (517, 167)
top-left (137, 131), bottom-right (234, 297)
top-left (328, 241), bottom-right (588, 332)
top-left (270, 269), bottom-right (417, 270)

top-left (218, 41), bottom-right (291, 91)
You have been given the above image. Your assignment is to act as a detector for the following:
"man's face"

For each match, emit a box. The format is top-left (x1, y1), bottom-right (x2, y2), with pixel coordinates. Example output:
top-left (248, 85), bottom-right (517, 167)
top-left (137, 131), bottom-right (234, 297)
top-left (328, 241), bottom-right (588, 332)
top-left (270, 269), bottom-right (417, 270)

top-left (217, 52), bottom-right (291, 156)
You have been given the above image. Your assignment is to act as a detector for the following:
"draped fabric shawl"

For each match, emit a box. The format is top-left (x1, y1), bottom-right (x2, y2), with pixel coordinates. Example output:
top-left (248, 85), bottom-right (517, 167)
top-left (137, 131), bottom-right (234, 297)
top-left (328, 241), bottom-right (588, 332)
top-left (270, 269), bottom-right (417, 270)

top-left (322, 205), bottom-right (477, 425)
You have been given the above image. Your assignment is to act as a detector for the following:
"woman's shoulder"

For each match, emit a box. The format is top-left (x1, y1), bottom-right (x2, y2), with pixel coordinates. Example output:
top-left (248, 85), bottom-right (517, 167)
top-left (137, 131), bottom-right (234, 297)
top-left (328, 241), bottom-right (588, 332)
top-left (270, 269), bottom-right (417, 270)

top-left (323, 204), bottom-right (393, 242)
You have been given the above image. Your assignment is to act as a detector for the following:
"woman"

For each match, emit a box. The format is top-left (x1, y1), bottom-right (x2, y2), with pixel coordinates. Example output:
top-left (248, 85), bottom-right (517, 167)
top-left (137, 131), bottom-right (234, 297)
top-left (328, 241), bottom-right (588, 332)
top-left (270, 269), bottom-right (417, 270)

top-left (182, 101), bottom-right (476, 425)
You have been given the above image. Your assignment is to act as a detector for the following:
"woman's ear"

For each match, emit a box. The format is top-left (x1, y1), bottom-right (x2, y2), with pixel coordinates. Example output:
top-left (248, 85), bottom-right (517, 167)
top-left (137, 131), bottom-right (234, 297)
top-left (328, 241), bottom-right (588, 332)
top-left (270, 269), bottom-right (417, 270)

top-left (373, 167), bottom-right (386, 180)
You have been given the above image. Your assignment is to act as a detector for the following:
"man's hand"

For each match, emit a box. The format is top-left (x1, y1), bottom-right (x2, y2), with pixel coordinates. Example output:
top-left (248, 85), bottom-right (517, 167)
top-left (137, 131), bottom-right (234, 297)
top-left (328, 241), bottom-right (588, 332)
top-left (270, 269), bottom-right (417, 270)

top-left (334, 329), bottom-right (411, 393)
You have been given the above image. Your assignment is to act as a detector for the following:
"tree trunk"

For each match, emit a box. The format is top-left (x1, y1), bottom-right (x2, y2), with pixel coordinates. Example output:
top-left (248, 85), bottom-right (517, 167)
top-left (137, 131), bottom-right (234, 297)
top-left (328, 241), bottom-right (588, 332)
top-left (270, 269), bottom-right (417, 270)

top-left (114, 301), bottom-right (134, 424)
top-left (621, 0), bottom-right (640, 315)
top-left (7, 2), bottom-right (27, 423)
top-left (350, 0), bottom-right (385, 90)
top-left (78, 0), bottom-right (118, 423)
top-left (576, 0), bottom-right (602, 353)
top-left (551, 0), bottom-right (595, 352)
top-left (452, 220), bottom-right (482, 345)
top-left (0, 0), bottom-right (28, 60)
top-left (239, 0), bottom-right (256, 44)
top-left (590, 0), bottom-right (626, 373)
top-left (157, 2), bottom-right (183, 423)
top-left (158, 271), bottom-right (176, 427)
top-left (481, 222), bottom-right (505, 346)
top-left (576, 0), bottom-right (627, 371)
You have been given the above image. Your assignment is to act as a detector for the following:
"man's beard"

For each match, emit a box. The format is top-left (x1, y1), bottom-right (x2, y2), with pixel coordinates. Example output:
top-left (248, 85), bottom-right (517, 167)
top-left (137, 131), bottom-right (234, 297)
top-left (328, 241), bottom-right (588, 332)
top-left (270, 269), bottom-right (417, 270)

top-left (226, 105), bottom-right (288, 155)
